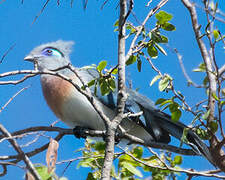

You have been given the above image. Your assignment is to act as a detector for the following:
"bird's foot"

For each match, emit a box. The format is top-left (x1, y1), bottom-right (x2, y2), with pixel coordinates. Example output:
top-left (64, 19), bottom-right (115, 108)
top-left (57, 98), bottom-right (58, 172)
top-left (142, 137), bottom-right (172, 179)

top-left (73, 126), bottom-right (88, 139)
top-left (115, 132), bottom-right (122, 144)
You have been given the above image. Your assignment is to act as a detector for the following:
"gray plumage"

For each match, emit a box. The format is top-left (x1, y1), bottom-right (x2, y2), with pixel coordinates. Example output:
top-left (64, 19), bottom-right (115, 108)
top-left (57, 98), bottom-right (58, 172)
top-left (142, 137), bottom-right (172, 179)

top-left (24, 40), bottom-right (215, 166)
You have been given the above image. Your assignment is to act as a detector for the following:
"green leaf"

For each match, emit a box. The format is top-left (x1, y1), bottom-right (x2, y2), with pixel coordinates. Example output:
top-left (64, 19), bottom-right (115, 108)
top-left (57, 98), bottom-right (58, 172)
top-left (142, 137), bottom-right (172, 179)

top-left (114, 28), bottom-right (118, 32)
top-left (126, 24), bottom-right (137, 34)
top-left (77, 158), bottom-right (94, 168)
top-left (126, 55), bottom-right (137, 66)
top-left (212, 92), bottom-right (220, 101)
top-left (152, 33), bottom-right (169, 43)
top-left (97, 61), bottom-right (107, 72)
top-left (121, 162), bottom-right (143, 177)
top-left (111, 68), bottom-right (118, 74)
top-left (108, 78), bottom-right (116, 91)
top-left (180, 128), bottom-right (189, 147)
top-left (158, 76), bottom-right (170, 91)
top-left (158, 99), bottom-right (173, 107)
top-left (150, 74), bottom-right (161, 86)
top-left (86, 173), bottom-right (96, 180)
top-left (130, 27), bottom-right (137, 34)
top-left (196, 128), bottom-right (210, 140)
top-left (169, 103), bottom-right (178, 112)
top-left (151, 31), bottom-right (162, 43)
top-left (203, 76), bottom-right (209, 87)
top-left (213, 29), bottom-right (219, 39)
top-left (193, 63), bottom-right (206, 72)
top-left (221, 101), bottom-right (225, 107)
top-left (126, 24), bottom-right (132, 30)
top-left (87, 79), bottom-right (96, 87)
top-left (93, 142), bottom-right (106, 152)
top-left (155, 98), bottom-right (167, 105)
top-left (174, 156), bottom-right (182, 165)
top-left (147, 44), bottom-right (158, 58)
top-left (209, 121), bottom-right (218, 133)
top-left (160, 35), bottom-right (169, 43)
top-left (202, 110), bottom-right (210, 120)
top-left (161, 22), bottom-right (176, 31)
top-left (114, 20), bottom-right (119, 27)
top-left (100, 80), bottom-right (109, 96)
top-left (132, 146), bottom-right (143, 159)
top-left (137, 59), bottom-right (142, 72)
top-left (36, 165), bottom-right (52, 180)
top-left (169, 103), bottom-right (182, 122)
top-left (171, 109), bottom-right (182, 122)
top-left (154, 43), bottom-right (167, 56)
top-left (119, 154), bottom-right (132, 165)
top-left (155, 11), bottom-right (173, 24)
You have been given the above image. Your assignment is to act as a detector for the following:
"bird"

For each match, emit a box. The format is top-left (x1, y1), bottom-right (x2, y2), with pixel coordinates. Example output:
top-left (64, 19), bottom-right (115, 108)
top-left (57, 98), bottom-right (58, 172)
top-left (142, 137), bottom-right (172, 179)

top-left (24, 40), bottom-right (214, 165)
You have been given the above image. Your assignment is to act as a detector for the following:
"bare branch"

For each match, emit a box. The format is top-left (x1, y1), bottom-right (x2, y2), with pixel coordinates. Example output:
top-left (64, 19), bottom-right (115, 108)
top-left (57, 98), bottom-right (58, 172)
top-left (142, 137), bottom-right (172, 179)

top-left (0, 86), bottom-right (30, 113)
top-left (101, 0), bottom-right (128, 178)
top-left (181, 0), bottom-right (225, 171)
top-left (219, 64), bottom-right (225, 77)
top-left (173, 48), bottom-right (203, 88)
top-left (123, 149), bottom-right (225, 179)
top-left (126, 0), bottom-right (169, 61)
top-left (0, 124), bottom-right (41, 180)
top-left (0, 43), bottom-right (16, 64)
top-left (0, 165), bottom-right (7, 177)
top-left (32, 0), bottom-right (50, 25)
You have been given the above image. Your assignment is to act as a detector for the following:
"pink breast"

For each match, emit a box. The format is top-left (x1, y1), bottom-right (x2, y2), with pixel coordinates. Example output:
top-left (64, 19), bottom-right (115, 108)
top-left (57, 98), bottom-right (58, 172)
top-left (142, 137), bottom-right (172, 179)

top-left (41, 75), bottom-right (73, 119)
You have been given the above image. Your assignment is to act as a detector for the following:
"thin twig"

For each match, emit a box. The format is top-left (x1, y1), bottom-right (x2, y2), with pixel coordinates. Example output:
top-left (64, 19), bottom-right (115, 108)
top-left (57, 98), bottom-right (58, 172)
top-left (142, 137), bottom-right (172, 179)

top-left (0, 124), bottom-right (41, 180)
top-left (0, 86), bottom-right (30, 113)
top-left (32, 0), bottom-right (50, 25)
top-left (124, 149), bottom-right (225, 179)
top-left (0, 43), bottom-right (16, 64)
top-left (148, 147), bottom-right (170, 169)
top-left (181, 0), bottom-right (225, 171)
top-left (126, 0), bottom-right (169, 61)
top-left (173, 48), bottom-right (203, 88)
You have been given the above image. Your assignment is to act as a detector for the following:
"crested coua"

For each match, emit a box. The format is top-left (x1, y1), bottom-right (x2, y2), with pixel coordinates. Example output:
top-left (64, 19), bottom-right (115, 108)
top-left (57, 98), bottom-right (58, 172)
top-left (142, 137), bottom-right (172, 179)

top-left (24, 40), bottom-right (214, 165)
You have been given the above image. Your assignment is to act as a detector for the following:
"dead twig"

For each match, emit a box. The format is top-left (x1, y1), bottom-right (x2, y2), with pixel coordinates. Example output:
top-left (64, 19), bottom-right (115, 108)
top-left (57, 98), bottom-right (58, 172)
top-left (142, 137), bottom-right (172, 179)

top-left (0, 43), bottom-right (16, 64)
top-left (0, 86), bottom-right (30, 113)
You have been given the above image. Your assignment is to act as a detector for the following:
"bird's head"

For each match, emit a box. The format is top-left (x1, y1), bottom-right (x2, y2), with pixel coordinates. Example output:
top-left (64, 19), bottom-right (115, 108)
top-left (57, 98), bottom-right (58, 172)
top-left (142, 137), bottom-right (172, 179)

top-left (24, 40), bottom-right (74, 71)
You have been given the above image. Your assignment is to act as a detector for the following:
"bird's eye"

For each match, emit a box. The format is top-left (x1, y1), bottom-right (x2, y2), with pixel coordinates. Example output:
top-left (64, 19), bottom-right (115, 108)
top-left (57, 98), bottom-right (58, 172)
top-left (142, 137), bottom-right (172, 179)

top-left (46, 49), bottom-right (52, 55)
top-left (42, 48), bottom-right (62, 57)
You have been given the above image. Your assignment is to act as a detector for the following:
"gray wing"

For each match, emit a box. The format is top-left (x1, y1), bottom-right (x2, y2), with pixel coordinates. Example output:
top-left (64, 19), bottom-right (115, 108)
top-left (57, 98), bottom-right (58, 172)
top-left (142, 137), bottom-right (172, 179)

top-left (76, 67), bottom-right (215, 165)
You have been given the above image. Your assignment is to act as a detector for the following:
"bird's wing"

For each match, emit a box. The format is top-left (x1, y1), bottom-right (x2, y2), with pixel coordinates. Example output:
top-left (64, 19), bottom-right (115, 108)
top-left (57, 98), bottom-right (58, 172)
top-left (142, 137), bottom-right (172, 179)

top-left (126, 89), bottom-right (215, 165)
top-left (76, 67), bottom-right (215, 165)
top-left (77, 67), bottom-right (170, 143)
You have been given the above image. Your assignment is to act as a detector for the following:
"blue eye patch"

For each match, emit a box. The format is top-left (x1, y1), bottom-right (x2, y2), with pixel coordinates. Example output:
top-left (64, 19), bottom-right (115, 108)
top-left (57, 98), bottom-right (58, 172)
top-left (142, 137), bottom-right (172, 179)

top-left (41, 47), bottom-right (64, 57)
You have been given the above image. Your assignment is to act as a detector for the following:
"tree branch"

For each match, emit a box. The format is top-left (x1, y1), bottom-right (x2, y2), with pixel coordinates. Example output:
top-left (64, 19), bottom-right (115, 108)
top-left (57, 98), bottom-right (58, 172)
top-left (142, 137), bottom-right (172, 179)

top-left (181, 0), bottom-right (225, 171)
top-left (124, 149), bottom-right (225, 179)
top-left (126, 0), bottom-right (169, 61)
top-left (101, 0), bottom-right (128, 179)
top-left (0, 124), bottom-right (41, 180)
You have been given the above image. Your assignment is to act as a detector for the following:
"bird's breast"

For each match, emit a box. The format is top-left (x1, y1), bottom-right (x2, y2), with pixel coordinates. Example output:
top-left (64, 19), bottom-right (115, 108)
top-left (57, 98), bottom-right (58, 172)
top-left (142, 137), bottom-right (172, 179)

top-left (41, 74), bottom-right (113, 130)
top-left (41, 75), bottom-right (73, 119)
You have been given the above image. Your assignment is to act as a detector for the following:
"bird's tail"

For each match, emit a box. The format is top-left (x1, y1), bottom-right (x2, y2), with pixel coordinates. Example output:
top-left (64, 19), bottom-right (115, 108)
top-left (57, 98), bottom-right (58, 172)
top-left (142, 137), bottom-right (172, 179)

top-left (155, 113), bottom-right (216, 166)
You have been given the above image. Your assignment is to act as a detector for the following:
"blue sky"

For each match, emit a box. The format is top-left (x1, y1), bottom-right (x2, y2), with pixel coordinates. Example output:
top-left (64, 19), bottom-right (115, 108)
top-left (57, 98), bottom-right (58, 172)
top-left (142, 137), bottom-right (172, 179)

top-left (0, 0), bottom-right (224, 179)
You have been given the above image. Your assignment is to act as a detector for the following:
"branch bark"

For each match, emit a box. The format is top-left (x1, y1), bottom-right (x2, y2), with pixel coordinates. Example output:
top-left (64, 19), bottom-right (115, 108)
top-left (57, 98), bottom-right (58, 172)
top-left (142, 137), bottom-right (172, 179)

top-left (101, 0), bottom-right (127, 179)
top-left (0, 124), bottom-right (41, 180)
top-left (181, 0), bottom-right (225, 171)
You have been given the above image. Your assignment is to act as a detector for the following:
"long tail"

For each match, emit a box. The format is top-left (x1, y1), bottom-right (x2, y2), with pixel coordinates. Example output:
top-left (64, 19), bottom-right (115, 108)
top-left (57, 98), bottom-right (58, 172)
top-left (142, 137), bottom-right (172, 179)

top-left (155, 113), bottom-right (215, 166)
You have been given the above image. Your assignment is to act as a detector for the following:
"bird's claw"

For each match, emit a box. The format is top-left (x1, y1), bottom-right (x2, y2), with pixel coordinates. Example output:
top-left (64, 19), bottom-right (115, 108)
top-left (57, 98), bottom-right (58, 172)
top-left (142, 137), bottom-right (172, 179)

top-left (73, 126), bottom-right (88, 139)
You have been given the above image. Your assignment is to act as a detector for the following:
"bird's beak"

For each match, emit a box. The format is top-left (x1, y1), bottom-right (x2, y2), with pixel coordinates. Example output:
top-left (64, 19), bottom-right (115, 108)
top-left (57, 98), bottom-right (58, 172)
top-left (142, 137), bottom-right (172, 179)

top-left (24, 55), bottom-right (35, 62)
